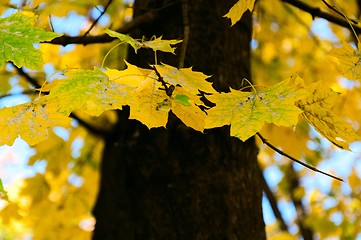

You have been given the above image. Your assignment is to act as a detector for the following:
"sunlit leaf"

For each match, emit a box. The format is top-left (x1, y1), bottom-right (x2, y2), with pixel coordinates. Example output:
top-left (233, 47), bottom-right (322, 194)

top-left (224, 0), bottom-right (255, 26)
top-left (0, 12), bottom-right (61, 70)
top-left (104, 29), bottom-right (142, 52)
top-left (0, 98), bottom-right (70, 146)
top-left (205, 75), bottom-right (308, 141)
top-left (329, 42), bottom-right (361, 80)
top-left (296, 82), bottom-right (359, 150)
top-left (47, 68), bottom-right (131, 116)
top-left (105, 29), bottom-right (182, 53)
top-left (154, 64), bottom-right (215, 94)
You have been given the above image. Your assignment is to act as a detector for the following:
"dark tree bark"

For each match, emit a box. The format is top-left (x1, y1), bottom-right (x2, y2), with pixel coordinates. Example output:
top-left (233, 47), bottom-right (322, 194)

top-left (92, 0), bottom-right (265, 239)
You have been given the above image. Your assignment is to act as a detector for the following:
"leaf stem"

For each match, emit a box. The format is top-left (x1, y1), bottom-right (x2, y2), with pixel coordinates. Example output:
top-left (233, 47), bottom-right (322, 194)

top-left (256, 132), bottom-right (343, 182)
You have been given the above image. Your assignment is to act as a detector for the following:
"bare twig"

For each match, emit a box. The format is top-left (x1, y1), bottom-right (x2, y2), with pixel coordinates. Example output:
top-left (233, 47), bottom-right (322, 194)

top-left (46, 10), bottom-right (157, 46)
top-left (281, 0), bottom-right (361, 34)
top-left (288, 164), bottom-right (314, 240)
top-left (321, 0), bottom-right (358, 24)
top-left (0, 90), bottom-right (37, 100)
top-left (257, 163), bottom-right (289, 232)
top-left (82, 0), bottom-right (113, 37)
top-left (256, 133), bottom-right (343, 182)
top-left (179, 0), bottom-right (189, 68)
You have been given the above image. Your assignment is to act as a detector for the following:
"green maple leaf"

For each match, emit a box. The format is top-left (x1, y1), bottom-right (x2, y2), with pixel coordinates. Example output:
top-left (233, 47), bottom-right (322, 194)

top-left (205, 75), bottom-right (308, 141)
top-left (296, 82), bottom-right (359, 150)
top-left (0, 98), bottom-right (70, 146)
top-left (224, 0), bottom-right (255, 26)
top-left (47, 68), bottom-right (132, 116)
top-left (104, 29), bottom-right (143, 52)
top-left (0, 12), bottom-right (61, 70)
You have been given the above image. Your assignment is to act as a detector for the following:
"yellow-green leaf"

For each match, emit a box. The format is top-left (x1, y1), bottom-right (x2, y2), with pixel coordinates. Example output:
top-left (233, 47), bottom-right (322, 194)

top-left (47, 68), bottom-right (131, 116)
top-left (105, 29), bottom-right (142, 52)
top-left (224, 0), bottom-right (255, 26)
top-left (205, 75), bottom-right (307, 141)
top-left (296, 82), bottom-right (359, 150)
top-left (0, 98), bottom-right (71, 146)
top-left (105, 29), bottom-right (182, 54)
top-left (0, 12), bottom-right (61, 70)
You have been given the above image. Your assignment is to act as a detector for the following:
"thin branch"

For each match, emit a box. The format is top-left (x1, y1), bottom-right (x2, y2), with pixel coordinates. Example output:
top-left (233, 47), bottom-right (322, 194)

top-left (321, 0), bottom-right (358, 24)
top-left (82, 0), bottom-right (113, 37)
top-left (46, 10), bottom-right (157, 46)
top-left (179, 0), bottom-right (189, 68)
top-left (257, 163), bottom-right (289, 232)
top-left (0, 90), bottom-right (37, 100)
top-left (256, 133), bottom-right (343, 182)
top-left (288, 164), bottom-right (314, 240)
top-left (281, 0), bottom-right (361, 34)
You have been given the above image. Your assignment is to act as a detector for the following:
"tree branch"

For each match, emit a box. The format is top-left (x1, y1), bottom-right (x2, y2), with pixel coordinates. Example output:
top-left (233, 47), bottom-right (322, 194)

top-left (257, 163), bottom-right (289, 232)
top-left (287, 164), bottom-right (314, 240)
top-left (46, 10), bottom-right (157, 46)
top-left (82, 0), bottom-right (113, 37)
top-left (281, 0), bottom-right (361, 34)
top-left (256, 133), bottom-right (343, 182)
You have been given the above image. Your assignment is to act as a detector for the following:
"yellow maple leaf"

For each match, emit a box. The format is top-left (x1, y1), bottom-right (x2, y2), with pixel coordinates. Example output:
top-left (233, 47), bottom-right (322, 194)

top-left (0, 98), bottom-right (70, 146)
top-left (205, 75), bottom-right (308, 141)
top-left (329, 42), bottom-right (361, 80)
top-left (129, 78), bottom-right (170, 128)
top-left (224, 0), bottom-right (255, 26)
top-left (296, 82), bottom-right (359, 150)
top-left (172, 87), bottom-right (206, 132)
top-left (129, 71), bottom-right (206, 131)
top-left (154, 63), bottom-right (215, 94)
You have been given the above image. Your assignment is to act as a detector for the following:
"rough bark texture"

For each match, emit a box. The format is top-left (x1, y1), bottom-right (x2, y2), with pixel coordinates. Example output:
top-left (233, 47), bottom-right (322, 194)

top-left (92, 0), bottom-right (266, 239)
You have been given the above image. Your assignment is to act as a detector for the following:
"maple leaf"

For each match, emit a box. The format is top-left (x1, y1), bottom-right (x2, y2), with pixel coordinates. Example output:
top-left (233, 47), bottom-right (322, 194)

top-left (154, 63), bottom-right (215, 94)
top-left (224, 0), bottom-right (255, 26)
top-left (0, 98), bottom-right (71, 146)
top-left (0, 12), bottom-right (61, 70)
top-left (329, 42), bottom-right (361, 80)
top-left (129, 70), bottom-right (206, 130)
top-left (47, 68), bottom-right (132, 116)
top-left (205, 75), bottom-right (308, 141)
top-left (105, 29), bottom-right (182, 53)
top-left (296, 82), bottom-right (359, 150)
top-left (129, 77), bottom-right (170, 128)
top-left (142, 37), bottom-right (182, 54)
top-left (104, 29), bottom-right (143, 52)
top-left (172, 87), bottom-right (206, 131)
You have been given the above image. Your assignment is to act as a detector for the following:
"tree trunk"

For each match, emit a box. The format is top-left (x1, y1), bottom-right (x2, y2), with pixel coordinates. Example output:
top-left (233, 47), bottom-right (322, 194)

top-left (92, 1), bottom-right (266, 239)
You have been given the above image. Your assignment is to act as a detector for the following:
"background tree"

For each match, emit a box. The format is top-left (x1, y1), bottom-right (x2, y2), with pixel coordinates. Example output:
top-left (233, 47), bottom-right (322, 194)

top-left (0, 0), bottom-right (360, 240)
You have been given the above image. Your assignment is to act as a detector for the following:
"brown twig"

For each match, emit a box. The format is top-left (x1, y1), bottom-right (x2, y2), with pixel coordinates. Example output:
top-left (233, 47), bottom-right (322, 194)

top-left (281, 0), bottom-right (361, 34)
top-left (257, 163), bottom-right (289, 232)
top-left (256, 132), bottom-right (343, 182)
top-left (82, 0), bottom-right (113, 37)
top-left (45, 10), bottom-right (157, 46)
top-left (321, 0), bottom-right (358, 24)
